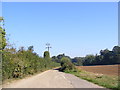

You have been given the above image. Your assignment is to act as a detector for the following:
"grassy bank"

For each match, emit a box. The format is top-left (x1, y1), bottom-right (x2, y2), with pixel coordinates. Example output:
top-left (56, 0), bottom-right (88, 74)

top-left (65, 69), bottom-right (119, 89)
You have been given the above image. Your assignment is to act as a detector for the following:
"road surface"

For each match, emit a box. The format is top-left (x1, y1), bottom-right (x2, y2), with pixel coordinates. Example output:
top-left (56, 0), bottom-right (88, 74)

top-left (3, 70), bottom-right (105, 88)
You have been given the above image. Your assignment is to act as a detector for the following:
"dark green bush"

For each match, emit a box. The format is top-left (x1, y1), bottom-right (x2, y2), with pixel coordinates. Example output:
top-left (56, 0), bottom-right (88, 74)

top-left (44, 51), bottom-right (50, 59)
top-left (60, 57), bottom-right (76, 72)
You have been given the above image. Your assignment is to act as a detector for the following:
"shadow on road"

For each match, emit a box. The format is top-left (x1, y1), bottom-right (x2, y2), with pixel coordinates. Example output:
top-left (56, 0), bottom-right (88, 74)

top-left (53, 68), bottom-right (61, 71)
top-left (53, 67), bottom-right (64, 72)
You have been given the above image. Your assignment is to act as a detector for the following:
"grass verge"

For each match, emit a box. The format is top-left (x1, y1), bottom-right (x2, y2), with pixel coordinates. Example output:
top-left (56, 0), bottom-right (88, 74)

top-left (65, 69), bottom-right (119, 90)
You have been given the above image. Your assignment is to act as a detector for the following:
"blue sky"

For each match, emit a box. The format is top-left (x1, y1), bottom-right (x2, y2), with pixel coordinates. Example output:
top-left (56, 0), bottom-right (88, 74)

top-left (2, 2), bottom-right (118, 57)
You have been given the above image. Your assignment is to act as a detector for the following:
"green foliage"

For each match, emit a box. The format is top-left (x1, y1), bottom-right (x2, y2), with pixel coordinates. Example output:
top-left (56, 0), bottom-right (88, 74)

top-left (2, 47), bottom-right (59, 81)
top-left (1, 20), bottom-right (59, 81)
top-left (28, 46), bottom-right (34, 52)
top-left (112, 46), bottom-right (120, 54)
top-left (44, 51), bottom-right (50, 59)
top-left (83, 55), bottom-right (95, 66)
top-left (0, 17), bottom-right (6, 50)
top-left (60, 57), bottom-right (76, 72)
top-left (73, 46), bottom-right (120, 66)
top-left (71, 57), bottom-right (84, 66)
top-left (52, 54), bottom-right (71, 63)
top-left (52, 46), bottom-right (120, 66)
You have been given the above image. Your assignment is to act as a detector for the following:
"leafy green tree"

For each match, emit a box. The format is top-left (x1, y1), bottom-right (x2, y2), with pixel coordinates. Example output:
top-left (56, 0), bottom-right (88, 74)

top-left (52, 56), bottom-right (59, 63)
top-left (52, 54), bottom-right (71, 63)
top-left (0, 17), bottom-right (6, 50)
top-left (28, 46), bottom-right (34, 52)
top-left (112, 46), bottom-right (120, 54)
top-left (114, 54), bottom-right (120, 64)
top-left (57, 54), bottom-right (65, 59)
top-left (71, 57), bottom-right (84, 66)
top-left (100, 49), bottom-right (109, 56)
top-left (93, 55), bottom-right (103, 65)
top-left (83, 55), bottom-right (95, 66)
top-left (44, 51), bottom-right (50, 59)
top-left (112, 46), bottom-right (120, 64)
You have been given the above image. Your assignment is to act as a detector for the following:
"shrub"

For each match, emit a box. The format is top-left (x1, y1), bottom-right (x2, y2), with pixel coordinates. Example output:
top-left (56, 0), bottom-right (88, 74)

top-left (44, 51), bottom-right (50, 59)
top-left (60, 57), bottom-right (76, 72)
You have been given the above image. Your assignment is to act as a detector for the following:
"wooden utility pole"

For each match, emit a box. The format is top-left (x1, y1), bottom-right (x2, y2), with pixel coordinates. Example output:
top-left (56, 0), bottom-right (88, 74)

top-left (46, 43), bottom-right (51, 52)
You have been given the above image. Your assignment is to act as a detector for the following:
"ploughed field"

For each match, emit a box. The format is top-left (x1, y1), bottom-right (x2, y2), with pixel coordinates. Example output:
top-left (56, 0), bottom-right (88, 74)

top-left (77, 65), bottom-right (119, 76)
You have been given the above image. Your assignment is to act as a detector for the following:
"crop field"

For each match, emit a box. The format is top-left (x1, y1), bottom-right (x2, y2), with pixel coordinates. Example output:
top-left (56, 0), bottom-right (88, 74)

top-left (77, 65), bottom-right (119, 76)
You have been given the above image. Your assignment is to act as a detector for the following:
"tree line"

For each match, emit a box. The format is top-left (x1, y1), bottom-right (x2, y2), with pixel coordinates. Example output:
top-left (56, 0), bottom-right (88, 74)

top-left (52, 46), bottom-right (120, 66)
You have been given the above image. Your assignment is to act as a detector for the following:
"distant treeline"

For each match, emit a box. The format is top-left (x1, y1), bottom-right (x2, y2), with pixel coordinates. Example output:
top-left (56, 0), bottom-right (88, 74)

top-left (2, 46), bottom-right (59, 81)
top-left (52, 46), bottom-right (120, 66)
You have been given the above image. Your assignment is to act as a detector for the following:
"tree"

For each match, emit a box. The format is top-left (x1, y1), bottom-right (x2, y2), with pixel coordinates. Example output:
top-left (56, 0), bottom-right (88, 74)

top-left (112, 46), bottom-right (120, 54)
top-left (44, 51), bottom-right (50, 59)
top-left (28, 46), bottom-right (34, 52)
top-left (112, 46), bottom-right (120, 64)
top-left (114, 54), bottom-right (120, 64)
top-left (83, 55), bottom-right (95, 66)
top-left (52, 54), bottom-right (71, 63)
top-left (0, 17), bottom-right (6, 50)
top-left (52, 56), bottom-right (59, 63)
top-left (71, 57), bottom-right (84, 66)
top-left (100, 49), bottom-right (110, 56)
top-left (57, 54), bottom-right (65, 60)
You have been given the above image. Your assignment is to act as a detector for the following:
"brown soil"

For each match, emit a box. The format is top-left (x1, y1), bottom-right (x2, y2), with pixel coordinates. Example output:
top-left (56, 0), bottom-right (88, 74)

top-left (77, 65), bottom-right (119, 76)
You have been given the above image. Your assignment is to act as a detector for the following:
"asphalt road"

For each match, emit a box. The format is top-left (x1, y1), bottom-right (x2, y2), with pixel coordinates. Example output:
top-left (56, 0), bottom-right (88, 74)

top-left (3, 70), bottom-right (106, 88)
